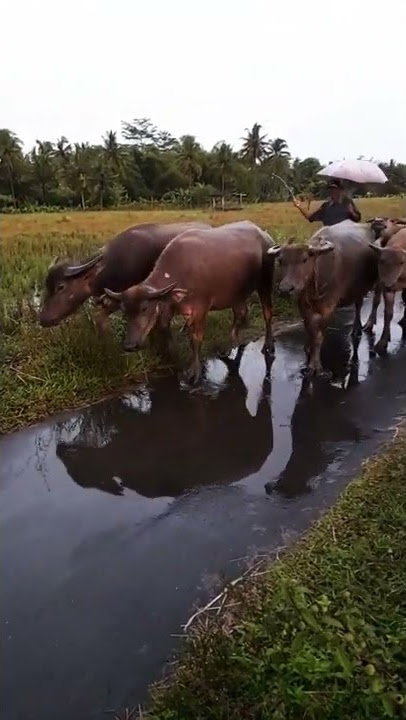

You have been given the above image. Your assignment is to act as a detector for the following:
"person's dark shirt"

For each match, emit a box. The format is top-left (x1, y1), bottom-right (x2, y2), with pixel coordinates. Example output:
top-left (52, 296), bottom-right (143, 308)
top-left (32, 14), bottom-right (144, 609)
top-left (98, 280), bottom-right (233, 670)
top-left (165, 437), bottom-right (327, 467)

top-left (308, 197), bottom-right (361, 226)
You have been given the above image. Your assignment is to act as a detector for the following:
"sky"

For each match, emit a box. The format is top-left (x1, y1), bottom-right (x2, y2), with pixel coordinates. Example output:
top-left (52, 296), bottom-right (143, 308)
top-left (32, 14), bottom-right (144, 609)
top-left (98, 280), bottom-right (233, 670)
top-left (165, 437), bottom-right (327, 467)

top-left (2, 0), bottom-right (405, 162)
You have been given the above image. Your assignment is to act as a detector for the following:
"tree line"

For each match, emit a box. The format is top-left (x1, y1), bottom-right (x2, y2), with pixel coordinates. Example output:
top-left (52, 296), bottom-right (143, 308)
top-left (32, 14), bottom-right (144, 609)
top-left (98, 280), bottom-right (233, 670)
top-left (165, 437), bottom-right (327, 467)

top-left (1, 119), bottom-right (405, 211)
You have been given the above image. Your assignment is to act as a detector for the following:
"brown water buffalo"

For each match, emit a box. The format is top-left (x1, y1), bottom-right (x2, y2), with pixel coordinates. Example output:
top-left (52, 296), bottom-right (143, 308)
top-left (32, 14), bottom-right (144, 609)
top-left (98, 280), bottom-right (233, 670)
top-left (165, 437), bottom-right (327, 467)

top-left (368, 228), bottom-right (406, 354)
top-left (104, 221), bottom-right (275, 383)
top-left (39, 221), bottom-right (211, 331)
top-left (363, 218), bottom-right (406, 334)
top-left (268, 219), bottom-right (378, 375)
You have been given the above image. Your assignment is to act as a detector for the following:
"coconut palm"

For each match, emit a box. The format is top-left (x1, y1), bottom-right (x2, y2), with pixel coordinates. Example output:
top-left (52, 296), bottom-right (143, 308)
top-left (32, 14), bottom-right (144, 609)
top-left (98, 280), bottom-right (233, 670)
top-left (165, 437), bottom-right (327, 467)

top-left (177, 135), bottom-right (202, 189)
top-left (0, 129), bottom-right (23, 207)
top-left (268, 137), bottom-right (290, 159)
top-left (241, 123), bottom-right (268, 166)
top-left (213, 142), bottom-right (234, 197)
top-left (31, 140), bottom-right (55, 204)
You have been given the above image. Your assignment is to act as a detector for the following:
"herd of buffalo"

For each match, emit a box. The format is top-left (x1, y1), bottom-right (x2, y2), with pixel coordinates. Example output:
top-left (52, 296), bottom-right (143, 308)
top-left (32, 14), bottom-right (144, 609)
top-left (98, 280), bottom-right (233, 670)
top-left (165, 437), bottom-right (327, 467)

top-left (39, 216), bottom-right (406, 383)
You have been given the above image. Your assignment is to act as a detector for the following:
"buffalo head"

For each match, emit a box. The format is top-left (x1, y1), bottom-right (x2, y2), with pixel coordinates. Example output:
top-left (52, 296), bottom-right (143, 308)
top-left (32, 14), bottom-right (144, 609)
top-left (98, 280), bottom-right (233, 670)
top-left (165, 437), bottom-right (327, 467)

top-left (268, 238), bottom-right (334, 296)
top-left (369, 243), bottom-right (406, 290)
top-left (104, 282), bottom-right (187, 351)
top-left (39, 253), bottom-right (103, 327)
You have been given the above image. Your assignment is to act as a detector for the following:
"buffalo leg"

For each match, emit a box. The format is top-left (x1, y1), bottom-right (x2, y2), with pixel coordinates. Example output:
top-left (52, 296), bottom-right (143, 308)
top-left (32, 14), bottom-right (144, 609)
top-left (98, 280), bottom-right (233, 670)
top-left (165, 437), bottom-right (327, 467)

top-left (363, 284), bottom-right (381, 333)
top-left (308, 308), bottom-right (334, 375)
top-left (375, 289), bottom-right (395, 354)
top-left (231, 302), bottom-right (249, 346)
top-left (352, 297), bottom-right (363, 337)
top-left (399, 289), bottom-right (406, 335)
top-left (187, 315), bottom-right (206, 384)
top-left (258, 291), bottom-right (274, 356)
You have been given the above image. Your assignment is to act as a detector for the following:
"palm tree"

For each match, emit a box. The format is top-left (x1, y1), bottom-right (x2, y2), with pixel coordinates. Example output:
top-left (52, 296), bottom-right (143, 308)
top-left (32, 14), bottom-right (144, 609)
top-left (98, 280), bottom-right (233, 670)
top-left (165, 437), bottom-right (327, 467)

top-left (213, 142), bottom-right (234, 198)
top-left (31, 140), bottom-right (55, 204)
top-left (241, 123), bottom-right (268, 166)
top-left (102, 130), bottom-right (123, 171)
top-left (268, 137), bottom-right (290, 160)
top-left (0, 129), bottom-right (23, 207)
top-left (177, 135), bottom-right (202, 189)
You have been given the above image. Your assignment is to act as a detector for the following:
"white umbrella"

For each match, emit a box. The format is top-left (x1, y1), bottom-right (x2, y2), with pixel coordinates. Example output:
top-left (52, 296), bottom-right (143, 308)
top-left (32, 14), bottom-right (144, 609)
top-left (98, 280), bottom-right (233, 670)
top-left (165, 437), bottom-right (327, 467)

top-left (317, 159), bottom-right (388, 184)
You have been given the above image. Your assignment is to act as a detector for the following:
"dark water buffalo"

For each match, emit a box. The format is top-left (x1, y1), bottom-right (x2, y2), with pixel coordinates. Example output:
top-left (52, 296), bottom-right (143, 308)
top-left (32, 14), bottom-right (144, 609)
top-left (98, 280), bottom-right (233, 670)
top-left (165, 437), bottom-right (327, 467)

top-left (55, 345), bottom-right (273, 498)
top-left (105, 221), bottom-right (275, 383)
top-left (39, 221), bottom-right (211, 330)
top-left (368, 228), bottom-right (406, 353)
top-left (268, 220), bottom-right (378, 375)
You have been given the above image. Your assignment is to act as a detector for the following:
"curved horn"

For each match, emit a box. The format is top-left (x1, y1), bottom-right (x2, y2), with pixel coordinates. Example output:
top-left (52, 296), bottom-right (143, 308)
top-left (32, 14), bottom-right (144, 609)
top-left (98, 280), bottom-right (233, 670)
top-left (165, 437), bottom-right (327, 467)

top-left (64, 253), bottom-right (103, 278)
top-left (104, 287), bottom-right (123, 301)
top-left (48, 255), bottom-right (60, 269)
top-left (308, 240), bottom-right (334, 256)
top-left (267, 245), bottom-right (281, 256)
top-left (143, 282), bottom-right (178, 299)
top-left (369, 242), bottom-right (383, 253)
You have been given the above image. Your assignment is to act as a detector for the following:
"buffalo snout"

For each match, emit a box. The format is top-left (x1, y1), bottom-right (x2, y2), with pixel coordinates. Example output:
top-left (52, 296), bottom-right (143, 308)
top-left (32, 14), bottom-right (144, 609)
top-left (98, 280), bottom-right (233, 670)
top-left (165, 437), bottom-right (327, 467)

top-left (279, 279), bottom-right (297, 296)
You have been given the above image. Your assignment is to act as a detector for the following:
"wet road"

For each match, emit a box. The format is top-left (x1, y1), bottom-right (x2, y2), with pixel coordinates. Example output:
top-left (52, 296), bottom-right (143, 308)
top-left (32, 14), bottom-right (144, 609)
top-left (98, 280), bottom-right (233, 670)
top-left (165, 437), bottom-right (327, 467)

top-left (1, 297), bottom-right (405, 720)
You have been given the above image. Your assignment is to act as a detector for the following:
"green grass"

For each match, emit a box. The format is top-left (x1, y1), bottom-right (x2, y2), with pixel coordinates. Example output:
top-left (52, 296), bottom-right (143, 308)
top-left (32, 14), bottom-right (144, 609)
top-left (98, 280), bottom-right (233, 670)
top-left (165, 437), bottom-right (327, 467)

top-left (1, 198), bottom-right (403, 432)
top-left (140, 433), bottom-right (406, 720)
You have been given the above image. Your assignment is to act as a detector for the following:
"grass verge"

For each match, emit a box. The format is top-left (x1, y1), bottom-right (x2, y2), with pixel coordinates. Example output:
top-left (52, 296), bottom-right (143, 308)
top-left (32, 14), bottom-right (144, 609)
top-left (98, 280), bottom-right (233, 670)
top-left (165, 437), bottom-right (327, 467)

top-left (140, 432), bottom-right (406, 720)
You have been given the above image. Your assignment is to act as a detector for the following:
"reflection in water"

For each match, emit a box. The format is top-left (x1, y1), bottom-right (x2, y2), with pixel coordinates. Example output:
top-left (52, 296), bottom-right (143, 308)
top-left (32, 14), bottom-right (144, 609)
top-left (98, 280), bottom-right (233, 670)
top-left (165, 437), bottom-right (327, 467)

top-left (56, 345), bottom-right (274, 498)
top-left (266, 329), bottom-right (363, 499)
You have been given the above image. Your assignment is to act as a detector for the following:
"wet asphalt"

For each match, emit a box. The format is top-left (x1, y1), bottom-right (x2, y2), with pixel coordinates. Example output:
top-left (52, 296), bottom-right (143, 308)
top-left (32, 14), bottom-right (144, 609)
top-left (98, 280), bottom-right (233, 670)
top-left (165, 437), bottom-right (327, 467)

top-left (1, 296), bottom-right (405, 720)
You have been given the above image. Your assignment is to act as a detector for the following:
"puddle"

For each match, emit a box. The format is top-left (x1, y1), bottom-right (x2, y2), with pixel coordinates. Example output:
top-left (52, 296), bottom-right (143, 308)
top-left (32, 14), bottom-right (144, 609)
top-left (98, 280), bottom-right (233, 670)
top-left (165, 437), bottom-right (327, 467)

top-left (1, 296), bottom-right (405, 720)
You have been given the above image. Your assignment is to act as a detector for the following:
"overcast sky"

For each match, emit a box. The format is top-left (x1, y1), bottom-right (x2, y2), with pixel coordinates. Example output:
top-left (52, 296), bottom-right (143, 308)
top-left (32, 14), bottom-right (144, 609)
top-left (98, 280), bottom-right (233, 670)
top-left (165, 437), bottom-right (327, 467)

top-left (2, 0), bottom-right (405, 162)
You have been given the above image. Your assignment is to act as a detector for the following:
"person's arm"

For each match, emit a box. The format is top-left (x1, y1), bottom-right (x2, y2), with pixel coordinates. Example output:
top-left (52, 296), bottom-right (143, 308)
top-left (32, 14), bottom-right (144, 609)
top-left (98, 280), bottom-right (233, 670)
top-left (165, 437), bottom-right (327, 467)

top-left (346, 198), bottom-right (361, 222)
top-left (293, 198), bottom-right (324, 222)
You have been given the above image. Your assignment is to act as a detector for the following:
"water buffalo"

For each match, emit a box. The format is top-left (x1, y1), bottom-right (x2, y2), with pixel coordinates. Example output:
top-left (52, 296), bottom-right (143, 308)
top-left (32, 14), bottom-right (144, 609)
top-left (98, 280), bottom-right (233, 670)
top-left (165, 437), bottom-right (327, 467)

top-left (55, 345), bottom-right (274, 498)
top-left (104, 221), bottom-right (275, 383)
top-left (368, 227), bottom-right (406, 354)
top-left (39, 221), bottom-right (211, 331)
top-left (268, 219), bottom-right (378, 375)
top-left (363, 218), bottom-right (406, 334)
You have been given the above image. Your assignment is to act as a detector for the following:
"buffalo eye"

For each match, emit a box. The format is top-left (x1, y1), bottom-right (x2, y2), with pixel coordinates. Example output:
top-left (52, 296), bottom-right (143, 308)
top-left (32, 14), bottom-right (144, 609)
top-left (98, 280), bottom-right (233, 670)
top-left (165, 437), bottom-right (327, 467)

top-left (56, 282), bottom-right (66, 292)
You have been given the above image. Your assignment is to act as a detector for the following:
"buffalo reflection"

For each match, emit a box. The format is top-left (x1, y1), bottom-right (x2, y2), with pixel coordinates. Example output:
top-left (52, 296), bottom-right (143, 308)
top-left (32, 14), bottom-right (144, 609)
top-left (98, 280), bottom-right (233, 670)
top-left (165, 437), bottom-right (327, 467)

top-left (56, 345), bottom-right (274, 498)
top-left (266, 328), bottom-right (363, 500)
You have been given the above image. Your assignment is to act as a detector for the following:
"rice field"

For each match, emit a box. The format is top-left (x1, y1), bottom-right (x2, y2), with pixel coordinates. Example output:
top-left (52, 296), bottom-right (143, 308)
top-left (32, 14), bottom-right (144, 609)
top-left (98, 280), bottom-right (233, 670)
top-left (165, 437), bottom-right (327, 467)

top-left (1, 197), bottom-right (403, 432)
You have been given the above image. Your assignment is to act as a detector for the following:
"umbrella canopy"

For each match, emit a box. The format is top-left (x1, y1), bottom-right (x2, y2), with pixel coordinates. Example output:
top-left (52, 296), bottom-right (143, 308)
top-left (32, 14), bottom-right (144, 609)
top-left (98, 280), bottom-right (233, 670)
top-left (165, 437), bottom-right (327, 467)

top-left (317, 159), bottom-right (388, 184)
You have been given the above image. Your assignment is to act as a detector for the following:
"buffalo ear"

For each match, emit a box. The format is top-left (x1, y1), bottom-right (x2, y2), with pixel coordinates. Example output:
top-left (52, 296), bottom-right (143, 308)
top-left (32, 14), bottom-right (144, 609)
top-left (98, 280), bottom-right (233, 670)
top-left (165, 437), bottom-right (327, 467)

top-left (171, 288), bottom-right (188, 303)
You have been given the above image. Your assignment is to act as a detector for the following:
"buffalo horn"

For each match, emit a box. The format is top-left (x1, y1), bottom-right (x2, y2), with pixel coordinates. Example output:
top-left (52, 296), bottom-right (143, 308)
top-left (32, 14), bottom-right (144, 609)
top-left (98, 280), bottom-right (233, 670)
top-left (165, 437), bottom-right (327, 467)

top-left (104, 288), bottom-right (123, 301)
top-left (143, 282), bottom-right (178, 299)
top-left (369, 242), bottom-right (382, 253)
top-left (49, 255), bottom-right (60, 268)
top-left (267, 245), bottom-right (281, 256)
top-left (308, 240), bottom-right (333, 255)
top-left (64, 253), bottom-right (103, 278)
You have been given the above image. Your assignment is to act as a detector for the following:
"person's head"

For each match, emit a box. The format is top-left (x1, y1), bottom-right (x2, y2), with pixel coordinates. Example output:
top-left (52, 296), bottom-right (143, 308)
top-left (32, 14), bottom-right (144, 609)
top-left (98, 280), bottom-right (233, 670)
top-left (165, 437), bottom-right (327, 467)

top-left (327, 179), bottom-right (343, 202)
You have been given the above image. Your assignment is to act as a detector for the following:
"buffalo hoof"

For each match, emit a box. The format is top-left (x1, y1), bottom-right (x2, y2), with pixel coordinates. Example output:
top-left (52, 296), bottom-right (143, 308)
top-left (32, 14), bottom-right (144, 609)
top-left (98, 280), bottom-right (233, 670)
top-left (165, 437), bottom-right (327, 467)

top-left (262, 342), bottom-right (275, 358)
top-left (183, 366), bottom-right (202, 386)
top-left (301, 365), bottom-right (331, 380)
top-left (351, 325), bottom-right (362, 339)
top-left (398, 317), bottom-right (406, 333)
top-left (363, 320), bottom-right (375, 334)
top-left (375, 340), bottom-right (389, 356)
